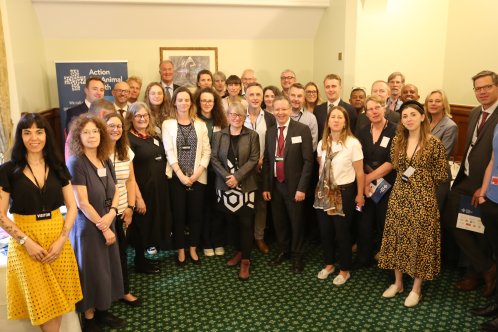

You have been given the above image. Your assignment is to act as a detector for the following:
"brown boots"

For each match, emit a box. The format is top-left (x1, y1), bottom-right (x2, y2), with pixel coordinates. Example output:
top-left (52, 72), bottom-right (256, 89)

top-left (239, 259), bottom-right (250, 281)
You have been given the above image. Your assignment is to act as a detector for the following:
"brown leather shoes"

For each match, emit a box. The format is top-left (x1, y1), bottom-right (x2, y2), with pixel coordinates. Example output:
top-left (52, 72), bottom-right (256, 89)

top-left (227, 252), bottom-right (242, 267)
top-left (455, 275), bottom-right (482, 291)
top-left (255, 239), bottom-right (269, 254)
top-left (483, 264), bottom-right (496, 297)
top-left (239, 259), bottom-right (250, 280)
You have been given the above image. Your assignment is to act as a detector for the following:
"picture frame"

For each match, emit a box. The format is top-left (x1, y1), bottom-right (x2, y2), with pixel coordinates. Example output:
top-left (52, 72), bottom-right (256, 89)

top-left (160, 47), bottom-right (218, 87)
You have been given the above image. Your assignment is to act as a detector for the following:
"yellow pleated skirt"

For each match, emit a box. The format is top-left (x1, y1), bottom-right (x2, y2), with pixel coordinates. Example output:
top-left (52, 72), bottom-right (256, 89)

top-left (7, 209), bottom-right (83, 326)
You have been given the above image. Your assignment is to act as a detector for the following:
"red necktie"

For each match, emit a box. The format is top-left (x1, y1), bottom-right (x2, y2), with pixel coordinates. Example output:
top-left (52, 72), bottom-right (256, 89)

top-left (477, 111), bottom-right (489, 136)
top-left (276, 126), bottom-right (286, 183)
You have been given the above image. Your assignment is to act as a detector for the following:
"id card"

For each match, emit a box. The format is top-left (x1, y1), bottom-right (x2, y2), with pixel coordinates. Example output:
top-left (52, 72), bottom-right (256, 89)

top-left (153, 138), bottom-right (159, 146)
top-left (180, 145), bottom-right (191, 151)
top-left (275, 156), bottom-right (284, 162)
top-left (97, 168), bottom-right (107, 177)
top-left (36, 212), bottom-right (51, 221)
top-left (380, 136), bottom-right (390, 148)
top-left (491, 176), bottom-right (498, 185)
top-left (401, 166), bottom-right (415, 182)
top-left (291, 136), bottom-right (302, 144)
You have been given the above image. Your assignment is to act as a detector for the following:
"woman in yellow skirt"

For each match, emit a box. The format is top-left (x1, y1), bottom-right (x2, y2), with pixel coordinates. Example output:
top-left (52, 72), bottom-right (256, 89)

top-left (0, 113), bottom-right (82, 331)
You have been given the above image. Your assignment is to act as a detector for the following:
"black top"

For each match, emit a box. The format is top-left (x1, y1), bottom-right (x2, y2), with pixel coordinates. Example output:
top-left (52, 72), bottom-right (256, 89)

top-left (356, 121), bottom-right (397, 185)
top-left (0, 161), bottom-right (68, 215)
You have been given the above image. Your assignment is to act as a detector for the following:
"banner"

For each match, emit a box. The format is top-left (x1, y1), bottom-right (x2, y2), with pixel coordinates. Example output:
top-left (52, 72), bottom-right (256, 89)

top-left (55, 61), bottom-right (128, 135)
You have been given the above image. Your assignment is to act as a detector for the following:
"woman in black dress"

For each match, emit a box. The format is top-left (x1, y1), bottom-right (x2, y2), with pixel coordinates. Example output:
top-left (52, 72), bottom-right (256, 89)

top-left (125, 102), bottom-right (171, 274)
top-left (0, 113), bottom-right (82, 331)
top-left (67, 114), bottom-right (126, 331)
top-left (211, 102), bottom-right (259, 280)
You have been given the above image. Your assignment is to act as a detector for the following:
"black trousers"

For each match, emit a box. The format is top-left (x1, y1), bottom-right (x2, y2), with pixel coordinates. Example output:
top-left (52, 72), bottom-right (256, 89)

top-left (356, 189), bottom-right (390, 264)
top-left (445, 186), bottom-right (493, 273)
top-left (170, 176), bottom-right (205, 249)
top-left (115, 216), bottom-right (129, 294)
top-left (316, 183), bottom-right (356, 271)
top-left (480, 199), bottom-right (498, 303)
top-left (226, 213), bottom-right (255, 259)
top-left (201, 171), bottom-right (226, 249)
top-left (271, 180), bottom-right (305, 255)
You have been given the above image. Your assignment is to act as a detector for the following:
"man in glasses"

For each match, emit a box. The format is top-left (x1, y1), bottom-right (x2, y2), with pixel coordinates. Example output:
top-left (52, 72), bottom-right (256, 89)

top-left (280, 69), bottom-right (297, 97)
top-left (112, 81), bottom-right (131, 115)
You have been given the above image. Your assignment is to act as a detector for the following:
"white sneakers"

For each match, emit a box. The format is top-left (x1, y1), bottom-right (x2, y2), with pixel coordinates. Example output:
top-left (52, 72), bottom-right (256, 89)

top-left (382, 284), bottom-right (403, 298)
top-left (204, 247), bottom-right (225, 256)
top-left (404, 291), bottom-right (422, 308)
top-left (332, 272), bottom-right (350, 286)
top-left (317, 267), bottom-right (335, 280)
top-left (203, 249), bottom-right (215, 257)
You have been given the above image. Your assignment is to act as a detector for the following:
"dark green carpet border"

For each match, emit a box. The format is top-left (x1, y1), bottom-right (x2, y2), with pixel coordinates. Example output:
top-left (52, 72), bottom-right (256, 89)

top-left (104, 244), bottom-right (489, 332)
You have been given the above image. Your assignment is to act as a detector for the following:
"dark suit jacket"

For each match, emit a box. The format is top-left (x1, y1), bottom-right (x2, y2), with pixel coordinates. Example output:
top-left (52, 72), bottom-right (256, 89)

top-left (263, 119), bottom-right (313, 195)
top-left (314, 100), bottom-right (357, 138)
top-left (65, 102), bottom-right (88, 133)
top-left (263, 110), bottom-right (276, 129)
top-left (453, 105), bottom-right (498, 193)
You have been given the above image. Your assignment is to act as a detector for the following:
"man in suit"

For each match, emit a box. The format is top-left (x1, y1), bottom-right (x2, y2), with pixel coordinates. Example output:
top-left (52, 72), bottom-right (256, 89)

top-left (159, 60), bottom-right (180, 99)
top-left (386, 71), bottom-right (405, 112)
top-left (263, 96), bottom-right (313, 273)
top-left (112, 81), bottom-right (131, 115)
top-left (64, 76), bottom-right (105, 134)
top-left (127, 76), bottom-right (142, 103)
top-left (314, 74), bottom-right (357, 138)
top-left (244, 82), bottom-right (276, 254)
top-left (446, 70), bottom-right (498, 298)
top-left (400, 83), bottom-right (420, 102)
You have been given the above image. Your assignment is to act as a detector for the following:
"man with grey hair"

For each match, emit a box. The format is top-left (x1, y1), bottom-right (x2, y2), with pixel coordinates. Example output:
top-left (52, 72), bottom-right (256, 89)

top-left (241, 69), bottom-right (257, 96)
top-left (386, 71), bottom-right (405, 112)
top-left (159, 60), bottom-right (180, 98)
top-left (280, 69), bottom-right (297, 97)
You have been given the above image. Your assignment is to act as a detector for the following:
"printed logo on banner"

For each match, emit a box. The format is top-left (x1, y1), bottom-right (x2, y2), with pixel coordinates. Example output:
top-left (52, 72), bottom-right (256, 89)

top-left (64, 69), bottom-right (86, 91)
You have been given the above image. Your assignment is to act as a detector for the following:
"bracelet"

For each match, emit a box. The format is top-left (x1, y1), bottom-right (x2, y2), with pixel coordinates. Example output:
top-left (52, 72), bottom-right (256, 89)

top-left (110, 207), bottom-right (118, 215)
top-left (127, 205), bottom-right (135, 211)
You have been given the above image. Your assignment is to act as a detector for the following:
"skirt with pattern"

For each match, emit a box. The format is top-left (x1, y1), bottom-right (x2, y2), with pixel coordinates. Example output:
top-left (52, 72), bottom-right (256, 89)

top-left (7, 209), bottom-right (82, 325)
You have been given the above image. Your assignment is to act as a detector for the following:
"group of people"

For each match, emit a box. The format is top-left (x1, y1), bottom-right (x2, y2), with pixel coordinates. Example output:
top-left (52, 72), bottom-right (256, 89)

top-left (1, 63), bottom-right (498, 331)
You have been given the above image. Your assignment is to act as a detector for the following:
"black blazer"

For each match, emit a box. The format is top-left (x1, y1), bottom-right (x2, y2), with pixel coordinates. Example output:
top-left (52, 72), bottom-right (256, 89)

top-left (263, 110), bottom-right (277, 129)
top-left (314, 100), bottom-right (357, 139)
top-left (453, 105), bottom-right (498, 193)
top-left (65, 102), bottom-right (88, 133)
top-left (263, 119), bottom-right (314, 194)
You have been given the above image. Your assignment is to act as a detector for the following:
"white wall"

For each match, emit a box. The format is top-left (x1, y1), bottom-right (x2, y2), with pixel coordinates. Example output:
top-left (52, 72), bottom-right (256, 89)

top-left (44, 38), bottom-right (315, 106)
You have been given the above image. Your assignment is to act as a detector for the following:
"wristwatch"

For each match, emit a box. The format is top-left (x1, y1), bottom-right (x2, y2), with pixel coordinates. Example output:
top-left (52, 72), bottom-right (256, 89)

top-left (110, 207), bottom-right (119, 215)
top-left (127, 205), bottom-right (135, 211)
top-left (19, 235), bottom-right (28, 246)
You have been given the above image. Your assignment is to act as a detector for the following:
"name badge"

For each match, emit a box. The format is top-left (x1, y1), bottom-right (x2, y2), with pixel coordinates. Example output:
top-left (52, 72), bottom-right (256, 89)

top-left (154, 155), bottom-right (162, 161)
top-left (380, 136), bottom-right (390, 148)
top-left (180, 145), bottom-right (192, 151)
top-left (36, 212), bottom-right (51, 221)
top-left (291, 136), bottom-right (302, 144)
top-left (332, 143), bottom-right (343, 153)
top-left (104, 198), bottom-right (112, 208)
top-left (491, 176), bottom-right (498, 185)
top-left (401, 166), bottom-right (416, 182)
top-left (275, 156), bottom-right (284, 162)
top-left (97, 167), bottom-right (107, 177)
top-left (153, 138), bottom-right (159, 146)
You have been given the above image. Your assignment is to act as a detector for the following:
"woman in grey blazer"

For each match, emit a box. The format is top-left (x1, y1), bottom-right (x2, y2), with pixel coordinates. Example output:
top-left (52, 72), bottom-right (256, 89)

top-left (210, 102), bottom-right (260, 280)
top-left (425, 90), bottom-right (458, 212)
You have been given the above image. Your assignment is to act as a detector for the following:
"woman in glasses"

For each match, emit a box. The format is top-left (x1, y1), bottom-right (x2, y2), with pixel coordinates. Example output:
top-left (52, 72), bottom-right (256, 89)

top-left (211, 102), bottom-right (260, 280)
top-left (195, 87), bottom-right (228, 257)
top-left (163, 87), bottom-right (211, 266)
top-left (304, 82), bottom-right (322, 113)
top-left (125, 102), bottom-right (171, 275)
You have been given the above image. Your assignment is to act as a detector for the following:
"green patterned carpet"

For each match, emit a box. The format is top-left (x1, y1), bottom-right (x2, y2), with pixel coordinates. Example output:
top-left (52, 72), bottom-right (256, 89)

top-left (104, 244), bottom-right (489, 332)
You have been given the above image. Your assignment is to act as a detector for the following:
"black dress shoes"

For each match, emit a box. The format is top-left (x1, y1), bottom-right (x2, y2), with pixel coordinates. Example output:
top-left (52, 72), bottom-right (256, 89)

top-left (481, 316), bottom-right (498, 331)
top-left (269, 252), bottom-right (290, 266)
top-left (136, 264), bottom-right (160, 274)
top-left (145, 258), bottom-right (159, 266)
top-left (471, 303), bottom-right (498, 317)
top-left (292, 256), bottom-right (304, 273)
top-left (94, 310), bottom-right (127, 329)
top-left (120, 297), bottom-right (142, 307)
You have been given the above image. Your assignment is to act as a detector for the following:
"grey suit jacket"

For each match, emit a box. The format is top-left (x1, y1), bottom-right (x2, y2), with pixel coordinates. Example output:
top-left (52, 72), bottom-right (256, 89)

top-left (431, 116), bottom-right (458, 159)
top-left (453, 105), bottom-right (498, 193)
top-left (263, 119), bottom-right (314, 194)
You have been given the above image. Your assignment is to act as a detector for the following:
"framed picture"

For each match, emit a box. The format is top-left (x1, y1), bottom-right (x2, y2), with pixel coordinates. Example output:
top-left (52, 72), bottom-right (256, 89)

top-left (160, 47), bottom-right (218, 87)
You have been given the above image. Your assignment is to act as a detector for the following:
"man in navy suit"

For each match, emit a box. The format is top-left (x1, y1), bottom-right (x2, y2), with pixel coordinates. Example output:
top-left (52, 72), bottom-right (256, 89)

top-left (263, 96), bottom-right (313, 273)
top-left (159, 60), bottom-right (180, 98)
top-left (447, 70), bottom-right (498, 299)
top-left (64, 76), bottom-right (105, 134)
top-left (314, 74), bottom-right (357, 138)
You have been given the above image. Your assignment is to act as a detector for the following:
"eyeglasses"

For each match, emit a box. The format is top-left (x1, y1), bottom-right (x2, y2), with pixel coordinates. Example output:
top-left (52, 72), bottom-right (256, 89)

top-left (107, 124), bottom-right (123, 130)
top-left (114, 89), bottom-right (130, 95)
top-left (134, 113), bottom-right (149, 119)
top-left (280, 76), bottom-right (295, 80)
top-left (200, 99), bottom-right (214, 104)
top-left (306, 90), bottom-right (317, 95)
top-left (81, 129), bottom-right (100, 135)
top-left (474, 84), bottom-right (495, 93)
top-left (228, 113), bottom-right (244, 119)
top-left (366, 105), bottom-right (383, 112)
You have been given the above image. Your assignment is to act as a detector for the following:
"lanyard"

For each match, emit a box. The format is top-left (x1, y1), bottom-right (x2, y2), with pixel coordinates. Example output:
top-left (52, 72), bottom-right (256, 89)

top-left (229, 132), bottom-right (240, 169)
top-left (26, 162), bottom-right (48, 212)
top-left (291, 111), bottom-right (303, 123)
top-left (407, 141), bottom-right (420, 167)
top-left (84, 155), bottom-right (109, 194)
